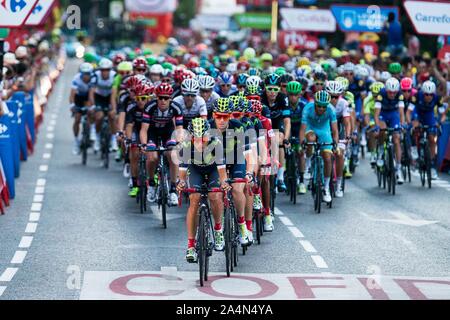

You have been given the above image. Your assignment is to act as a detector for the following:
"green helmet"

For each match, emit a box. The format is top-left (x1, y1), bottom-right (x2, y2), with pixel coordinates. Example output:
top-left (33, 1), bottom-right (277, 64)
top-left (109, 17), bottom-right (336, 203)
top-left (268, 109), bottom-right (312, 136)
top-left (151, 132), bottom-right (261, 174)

top-left (260, 53), bottom-right (273, 62)
top-left (142, 48), bottom-right (153, 56)
top-left (247, 84), bottom-right (260, 95)
top-left (188, 117), bottom-right (210, 138)
top-left (314, 90), bottom-right (331, 106)
top-left (229, 95), bottom-right (244, 112)
top-left (146, 56), bottom-right (158, 66)
top-left (84, 52), bottom-right (97, 63)
top-left (127, 52), bottom-right (137, 60)
top-left (275, 67), bottom-right (286, 76)
top-left (344, 91), bottom-right (355, 105)
top-left (213, 98), bottom-right (232, 113)
top-left (117, 61), bottom-right (133, 72)
top-left (286, 81), bottom-right (303, 95)
top-left (161, 62), bottom-right (174, 71)
top-left (388, 62), bottom-right (402, 74)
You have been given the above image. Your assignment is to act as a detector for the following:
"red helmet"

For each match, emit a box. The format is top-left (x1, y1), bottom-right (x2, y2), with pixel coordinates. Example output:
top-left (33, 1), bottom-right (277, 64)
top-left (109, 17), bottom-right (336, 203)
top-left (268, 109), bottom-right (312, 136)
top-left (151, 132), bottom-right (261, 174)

top-left (134, 83), bottom-right (154, 96)
top-left (278, 54), bottom-right (290, 66)
top-left (132, 58), bottom-right (148, 70)
top-left (155, 83), bottom-right (174, 96)
top-left (250, 99), bottom-right (262, 115)
top-left (165, 56), bottom-right (179, 65)
top-left (400, 77), bottom-right (413, 91)
top-left (237, 61), bottom-right (250, 71)
top-left (113, 53), bottom-right (126, 65)
top-left (186, 59), bottom-right (199, 69)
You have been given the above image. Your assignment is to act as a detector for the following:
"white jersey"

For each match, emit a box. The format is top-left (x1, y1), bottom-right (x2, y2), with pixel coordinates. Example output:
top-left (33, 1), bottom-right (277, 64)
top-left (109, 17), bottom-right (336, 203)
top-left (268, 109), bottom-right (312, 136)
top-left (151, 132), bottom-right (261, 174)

top-left (331, 97), bottom-right (351, 118)
top-left (205, 91), bottom-right (220, 113)
top-left (173, 95), bottom-right (207, 127)
top-left (91, 70), bottom-right (116, 97)
top-left (71, 73), bottom-right (93, 96)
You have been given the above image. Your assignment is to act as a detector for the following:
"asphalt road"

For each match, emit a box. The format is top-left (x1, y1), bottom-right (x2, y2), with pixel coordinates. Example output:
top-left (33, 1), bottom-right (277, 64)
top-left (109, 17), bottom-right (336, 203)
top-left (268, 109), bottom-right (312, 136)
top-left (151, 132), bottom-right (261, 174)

top-left (1, 60), bottom-right (449, 300)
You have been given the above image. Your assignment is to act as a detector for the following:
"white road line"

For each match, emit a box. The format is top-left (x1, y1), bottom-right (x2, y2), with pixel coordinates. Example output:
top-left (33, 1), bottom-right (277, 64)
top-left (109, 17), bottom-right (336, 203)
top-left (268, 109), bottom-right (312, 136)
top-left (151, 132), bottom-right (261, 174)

top-left (50, 119), bottom-right (57, 125)
top-left (11, 251), bottom-right (27, 264)
top-left (29, 212), bottom-right (40, 222)
top-left (274, 207), bottom-right (284, 215)
top-left (287, 226), bottom-right (304, 238)
top-left (31, 203), bottom-right (42, 212)
top-left (35, 187), bottom-right (45, 194)
top-left (36, 179), bottom-right (46, 186)
top-left (47, 126), bottom-right (55, 132)
top-left (43, 153), bottom-right (52, 159)
top-left (45, 143), bottom-right (53, 149)
top-left (46, 133), bottom-right (55, 139)
top-left (0, 286), bottom-right (5, 297)
top-left (299, 240), bottom-right (317, 253)
top-left (18, 236), bottom-right (33, 248)
top-left (311, 255), bottom-right (329, 269)
top-left (25, 223), bottom-right (38, 233)
top-left (279, 216), bottom-right (294, 226)
top-left (39, 165), bottom-right (49, 172)
top-left (33, 195), bottom-right (44, 203)
top-left (0, 268), bottom-right (18, 282)
top-left (51, 114), bottom-right (58, 119)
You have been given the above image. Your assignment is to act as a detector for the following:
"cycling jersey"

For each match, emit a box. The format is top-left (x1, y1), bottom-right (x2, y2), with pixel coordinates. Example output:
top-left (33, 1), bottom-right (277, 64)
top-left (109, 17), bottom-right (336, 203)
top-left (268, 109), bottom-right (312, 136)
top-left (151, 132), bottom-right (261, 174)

top-left (375, 89), bottom-right (405, 112)
top-left (408, 91), bottom-right (446, 129)
top-left (142, 100), bottom-right (183, 130)
top-left (363, 93), bottom-right (376, 116)
top-left (173, 95), bottom-right (208, 128)
top-left (302, 102), bottom-right (337, 151)
top-left (205, 91), bottom-right (220, 118)
top-left (117, 91), bottom-right (131, 114)
top-left (91, 70), bottom-right (116, 97)
top-left (290, 97), bottom-right (308, 139)
top-left (71, 73), bottom-right (93, 98)
top-left (261, 92), bottom-right (290, 132)
top-left (125, 102), bottom-right (145, 143)
top-left (331, 97), bottom-right (351, 119)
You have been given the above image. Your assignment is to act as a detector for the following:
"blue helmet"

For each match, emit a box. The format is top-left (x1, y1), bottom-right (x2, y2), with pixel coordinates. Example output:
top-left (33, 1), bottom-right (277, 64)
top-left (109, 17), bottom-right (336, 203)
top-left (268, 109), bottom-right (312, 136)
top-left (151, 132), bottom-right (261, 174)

top-left (264, 73), bottom-right (281, 87)
top-left (236, 73), bottom-right (249, 86)
top-left (218, 72), bottom-right (234, 85)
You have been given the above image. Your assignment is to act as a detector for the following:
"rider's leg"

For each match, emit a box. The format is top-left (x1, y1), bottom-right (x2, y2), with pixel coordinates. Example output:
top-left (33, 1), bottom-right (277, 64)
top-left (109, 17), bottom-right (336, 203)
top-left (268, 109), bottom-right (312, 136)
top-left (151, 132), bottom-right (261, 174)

top-left (73, 112), bottom-right (81, 138)
top-left (129, 147), bottom-right (139, 187)
top-left (277, 132), bottom-right (286, 186)
top-left (187, 193), bottom-right (201, 247)
top-left (146, 151), bottom-right (158, 182)
top-left (209, 192), bottom-right (224, 230)
top-left (322, 150), bottom-right (333, 190)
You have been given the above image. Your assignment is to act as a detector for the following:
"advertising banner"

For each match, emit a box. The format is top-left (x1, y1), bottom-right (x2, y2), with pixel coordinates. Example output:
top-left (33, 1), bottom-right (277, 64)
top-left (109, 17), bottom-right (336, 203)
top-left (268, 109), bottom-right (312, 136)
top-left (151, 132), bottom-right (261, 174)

top-left (25, 0), bottom-right (56, 26)
top-left (280, 8), bottom-right (336, 32)
top-left (0, 0), bottom-right (39, 27)
top-left (278, 31), bottom-right (319, 50)
top-left (404, 1), bottom-right (450, 36)
top-left (124, 0), bottom-right (176, 13)
top-left (234, 13), bottom-right (272, 30)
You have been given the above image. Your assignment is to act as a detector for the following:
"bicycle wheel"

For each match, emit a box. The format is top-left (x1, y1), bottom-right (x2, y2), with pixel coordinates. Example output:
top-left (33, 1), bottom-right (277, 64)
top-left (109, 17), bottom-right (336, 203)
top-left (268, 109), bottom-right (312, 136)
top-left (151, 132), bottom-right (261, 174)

top-left (377, 166), bottom-right (382, 188)
top-left (388, 145), bottom-right (396, 195)
top-left (81, 120), bottom-right (89, 165)
top-left (224, 206), bottom-right (232, 277)
top-left (160, 166), bottom-right (168, 229)
top-left (139, 159), bottom-right (147, 214)
top-left (424, 143), bottom-right (432, 189)
top-left (254, 210), bottom-right (261, 245)
top-left (269, 175), bottom-right (276, 215)
top-left (197, 206), bottom-right (208, 287)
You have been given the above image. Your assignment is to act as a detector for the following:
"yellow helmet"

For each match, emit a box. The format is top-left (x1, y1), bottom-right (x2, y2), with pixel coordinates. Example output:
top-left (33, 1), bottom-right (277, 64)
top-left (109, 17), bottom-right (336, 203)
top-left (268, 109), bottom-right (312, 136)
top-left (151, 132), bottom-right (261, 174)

top-left (331, 48), bottom-right (342, 59)
top-left (380, 51), bottom-right (390, 60)
top-left (298, 57), bottom-right (310, 67)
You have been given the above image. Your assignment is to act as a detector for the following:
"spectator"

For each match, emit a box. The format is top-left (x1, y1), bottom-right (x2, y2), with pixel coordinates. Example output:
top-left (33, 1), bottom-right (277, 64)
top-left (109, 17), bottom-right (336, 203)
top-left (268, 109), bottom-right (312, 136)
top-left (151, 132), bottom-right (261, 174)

top-left (383, 12), bottom-right (403, 58)
top-left (407, 32), bottom-right (420, 57)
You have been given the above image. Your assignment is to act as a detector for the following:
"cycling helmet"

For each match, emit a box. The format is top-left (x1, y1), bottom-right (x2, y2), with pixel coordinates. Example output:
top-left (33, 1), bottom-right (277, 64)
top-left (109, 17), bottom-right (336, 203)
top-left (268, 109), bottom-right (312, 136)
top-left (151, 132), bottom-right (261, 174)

top-left (345, 92), bottom-right (355, 105)
top-left (280, 74), bottom-right (294, 84)
top-left (388, 62), bottom-right (402, 75)
top-left (298, 57), bottom-right (310, 67)
top-left (218, 72), bottom-right (234, 85)
top-left (314, 90), bottom-right (331, 106)
top-left (275, 67), bottom-right (287, 76)
top-left (326, 59), bottom-right (337, 70)
top-left (243, 47), bottom-right (256, 60)
top-left (294, 67), bottom-right (308, 80)
top-left (181, 78), bottom-right (200, 95)
top-left (198, 75), bottom-right (216, 90)
top-left (325, 81), bottom-right (344, 95)
top-left (134, 83), bottom-right (154, 97)
top-left (150, 64), bottom-right (164, 74)
top-left (370, 82), bottom-right (385, 95)
top-left (355, 65), bottom-right (369, 79)
top-left (248, 67), bottom-right (260, 77)
top-left (213, 97), bottom-right (232, 113)
top-left (123, 75), bottom-right (144, 91)
top-left (400, 77), bottom-right (413, 91)
top-left (230, 95), bottom-right (244, 112)
top-left (237, 61), bottom-right (250, 72)
top-left (286, 81), bottom-right (303, 95)
top-left (343, 62), bottom-right (355, 73)
top-left (79, 62), bottom-right (94, 74)
top-left (264, 73), bottom-right (281, 86)
top-left (226, 63), bottom-right (238, 74)
top-left (113, 53), bottom-right (126, 65)
top-left (188, 117), bottom-right (211, 138)
top-left (298, 77), bottom-right (309, 91)
top-left (15, 46), bottom-right (28, 59)
top-left (380, 71), bottom-right (392, 83)
top-left (132, 58), bottom-right (148, 70)
top-left (154, 83), bottom-right (174, 96)
top-left (83, 52), bottom-right (97, 63)
top-left (284, 60), bottom-right (296, 73)
top-left (246, 75), bottom-right (261, 88)
top-left (314, 71), bottom-right (327, 81)
top-left (161, 62), bottom-right (174, 71)
top-left (117, 61), bottom-right (133, 72)
top-left (385, 77), bottom-right (400, 92)
top-left (260, 53), bottom-right (273, 62)
top-left (98, 58), bottom-right (113, 70)
top-left (336, 77), bottom-right (350, 91)
top-left (146, 56), bottom-right (158, 66)
top-left (250, 99), bottom-right (263, 115)
top-left (186, 59), bottom-right (199, 69)
top-left (236, 73), bottom-right (249, 86)
top-left (422, 80), bottom-right (436, 94)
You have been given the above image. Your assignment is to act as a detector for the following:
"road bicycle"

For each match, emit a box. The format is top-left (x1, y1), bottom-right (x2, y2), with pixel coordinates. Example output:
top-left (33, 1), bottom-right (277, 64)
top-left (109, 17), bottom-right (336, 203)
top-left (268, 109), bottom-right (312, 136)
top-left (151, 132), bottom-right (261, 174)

top-left (376, 128), bottom-right (397, 195)
top-left (78, 107), bottom-right (90, 166)
top-left (401, 127), bottom-right (412, 183)
top-left (99, 115), bottom-right (111, 169)
top-left (285, 143), bottom-right (299, 205)
top-left (414, 124), bottom-right (438, 189)
top-left (136, 145), bottom-right (148, 214)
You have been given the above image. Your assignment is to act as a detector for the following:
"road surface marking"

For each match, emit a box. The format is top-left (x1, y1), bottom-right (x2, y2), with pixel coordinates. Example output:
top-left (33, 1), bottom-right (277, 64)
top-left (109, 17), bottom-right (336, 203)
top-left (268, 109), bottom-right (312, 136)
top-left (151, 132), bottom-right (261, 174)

top-left (47, 126), bottom-right (54, 132)
top-left (33, 195), bottom-right (44, 203)
top-left (25, 223), bottom-right (38, 234)
top-left (45, 143), bottom-right (53, 149)
top-left (50, 119), bottom-right (57, 125)
top-left (0, 286), bottom-right (5, 297)
top-left (274, 207), bottom-right (284, 215)
top-left (0, 268), bottom-right (18, 282)
top-left (311, 255), bottom-right (329, 269)
top-left (287, 226), bottom-right (304, 238)
top-left (46, 133), bottom-right (55, 139)
top-left (35, 186), bottom-right (45, 194)
top-left (300, 240), bottom-right (317, 253)
top-left (43, 153), bottom-right (51, 159)
top-left (36, 179), bottom-right (46, 186)
top-left (18, 236), bottom-right (33, 249)
top-left (279, 216), bottom-right (293, 226)
top-left (51, 114), bottom-right (58, 119)
top-left (39, 165), bottom-right (49, 172)
top-left (31, 203), bottom-right (42, 212)
top-left (10, 251), bottom-right (27, 264)
top-left (29, 212), bottom-right (40, 222)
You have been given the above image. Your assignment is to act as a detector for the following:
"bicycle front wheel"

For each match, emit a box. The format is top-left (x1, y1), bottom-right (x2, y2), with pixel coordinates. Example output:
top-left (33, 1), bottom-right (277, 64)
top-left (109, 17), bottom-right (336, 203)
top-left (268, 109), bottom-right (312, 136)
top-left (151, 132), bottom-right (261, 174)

top-left (224, 206), bottom-right (232, 277)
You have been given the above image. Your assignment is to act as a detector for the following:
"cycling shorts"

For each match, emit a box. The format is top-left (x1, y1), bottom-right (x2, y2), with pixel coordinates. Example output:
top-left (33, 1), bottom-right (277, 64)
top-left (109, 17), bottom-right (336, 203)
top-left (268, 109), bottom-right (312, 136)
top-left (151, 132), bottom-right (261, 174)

top-left (94, 93), bottom-right (112, 112)
top-left (379, 110), bottom-right (401, 131)
top-left (271, 117), bottom-right (285, 134)
top-left (147, 129), bottom-right (176, 149)
top-left (74, 94), bottom-right (89, 108)
top-left (305, 128), bottom-right (333, 151)
top-left (226, 163), bottom-right (246, 180)
top-left (187, 165), bottom-right (220, 189)
top-left (416, 111), bottom-right (438, 134)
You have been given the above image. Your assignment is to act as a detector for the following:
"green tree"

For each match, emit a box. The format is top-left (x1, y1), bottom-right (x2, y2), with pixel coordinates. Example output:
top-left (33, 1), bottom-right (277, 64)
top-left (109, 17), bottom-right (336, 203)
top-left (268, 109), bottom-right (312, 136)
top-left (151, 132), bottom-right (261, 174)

top-left (173, 0), bottom-right (196, 28)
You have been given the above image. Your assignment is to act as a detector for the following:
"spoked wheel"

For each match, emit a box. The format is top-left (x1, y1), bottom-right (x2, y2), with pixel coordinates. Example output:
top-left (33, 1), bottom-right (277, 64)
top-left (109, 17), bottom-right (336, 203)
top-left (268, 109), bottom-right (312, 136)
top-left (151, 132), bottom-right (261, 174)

top-left (388, 146), bottom-right (396, 195)
top-left (424, 145), bottom-right (432, 189)
top-left (197, 207), bottom-right (208, 287)
top-left (224, 207), bottom-right (232, 277)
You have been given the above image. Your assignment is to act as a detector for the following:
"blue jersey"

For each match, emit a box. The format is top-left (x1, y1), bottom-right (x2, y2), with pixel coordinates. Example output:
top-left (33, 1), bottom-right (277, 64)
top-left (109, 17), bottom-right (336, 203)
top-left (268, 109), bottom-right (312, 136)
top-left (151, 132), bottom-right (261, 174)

top-left (290, 97), bottom-right (308, 136)
top-left (375, 88), bottom-right (405, 112)
top-left (302, 102), bottom-right (337, 132)
top-left (411, 91), bottom-right (444, 113)
top-left (71, 73), bottom-right (93, 97)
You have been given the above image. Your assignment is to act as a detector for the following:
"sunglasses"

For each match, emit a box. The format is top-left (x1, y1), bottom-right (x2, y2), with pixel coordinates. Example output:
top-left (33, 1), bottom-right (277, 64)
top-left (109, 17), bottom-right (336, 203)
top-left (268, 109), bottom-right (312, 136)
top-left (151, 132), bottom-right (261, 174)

top-left (183, 93), bottom-right (196, 97)
top-left (232, 112), bottom-right (243, 118)
top-left (221, 84), bottom-right (231, 87)
top-left (266, 86), bottom-right (280, 92)
top-left (213, 113), bottom-right (231, 120)
top-left (315, 82), bottom-right (324, 86)
top-left (330, 95), bottom-right (340, 99)
top-left (119, 71), bottom-right (130, 76)
top-left (158, 96), bottom-right (171, 101)
top-left (402, 89), bottom-right (412, 93)
top-left (315, 104), bottom-right (328, 109)
top-left (136, 95), bottom-right (150, 102)
top-left (200, 89), bottom-right (212, 93)
top-left (237, 85), bottom-right (246, 89)
top-left (135, 68), bottom-right (146, 72)
top-left (344, 72), bottom-right (353, 76)
top-left (424, 93), bottom-right (434, 96)
top-left (281, 84), bottom-right (287, 88)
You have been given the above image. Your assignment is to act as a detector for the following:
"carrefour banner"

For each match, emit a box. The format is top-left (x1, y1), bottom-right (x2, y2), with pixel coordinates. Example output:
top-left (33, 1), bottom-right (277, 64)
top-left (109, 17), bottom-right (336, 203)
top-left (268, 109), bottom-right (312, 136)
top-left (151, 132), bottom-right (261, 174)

top-left (124, 0), bottom-right (176, 13)
top-left (25, 0), bottom-right (56, 26)
top-left (404, 1), bottom-right (450, 36)
top-left (0, 0), bottom-right (39, 27)
top-left (330, 4), bottom-right (399, 33)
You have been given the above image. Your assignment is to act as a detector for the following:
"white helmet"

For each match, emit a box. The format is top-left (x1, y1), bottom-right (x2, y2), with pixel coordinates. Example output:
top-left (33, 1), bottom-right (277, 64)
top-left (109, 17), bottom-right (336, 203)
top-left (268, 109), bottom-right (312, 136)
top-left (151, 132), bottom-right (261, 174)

top-left (343, 62), bottom-right (355, 73)
top-left (150, 64), bottom-right (163, 74)
top-left (355, 65), bottom-right (369, 79)
top-left (198, 75), bottom-right (216, 90)
top-left (79, 62), bottom-right (94, 74)
top-left (226, 63), bottom-right (237, 74)
top-left (422, 80), bottom-right (436, 94)
top-left (337, 65), bottom-right (345, 75)
top-left (38, 40), bottom-right (50, 52)
top-left (385, 77), bottom-right (400, 92)
top-left (15, 46), bottom-right (28, 59)
top-left (3, 52), bottom-right (18, 65)
top-left (181, 78), bottom-right (200, 95)
top-left (98, 58), bottom-right (113, 70)
top-left (325, 80), bottom-right (344, 95)
top-left (313, 64), bottom-right (323, 74)
top-left (380, 71), bottom-right (392, 83)
top-left (284, 60), bottom-right (296, 73)
top-left (326, 59), bottom-right (337, 70)
top-left (246, 75), bottom-right (261, 88)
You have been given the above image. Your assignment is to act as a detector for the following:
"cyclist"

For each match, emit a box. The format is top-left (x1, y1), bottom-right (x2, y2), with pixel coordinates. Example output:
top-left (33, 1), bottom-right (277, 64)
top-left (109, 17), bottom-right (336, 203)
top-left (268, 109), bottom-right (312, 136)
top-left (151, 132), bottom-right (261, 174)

top-left (140, 83), bottom-right (183, 206)
top-left (236, 73), bottom-right (249, 94)
top-left (198, 75), bottom-right (219, 119)
top-left (286, 81), bottom-right (308, 194)
top-left (363, 81), bottom-right (385, 165)
top-left (260, 73), bottom-right (291, 192)
top-left (70, 62), bottom-right (94, 155)
top-left (215, 72), bottom-right (237, 97)
top-left (89, 58), bottom-right (117, 153)
top-left (374, 77), bottom-right (406, 184)
top-left (176, 118), bottom-right (231, 262)
top-left (326, 81), bottom-right (351, 198)
top-left (407, 80), bottom-right (447, 179)
top-left (299, 90), bottom-right (339, 203)
top-left (173, 78), bottom-right (207, 129)
top-left (149, 64), bottom-right (164, 85)
top-left (125, 83), bottom-right (154, 197)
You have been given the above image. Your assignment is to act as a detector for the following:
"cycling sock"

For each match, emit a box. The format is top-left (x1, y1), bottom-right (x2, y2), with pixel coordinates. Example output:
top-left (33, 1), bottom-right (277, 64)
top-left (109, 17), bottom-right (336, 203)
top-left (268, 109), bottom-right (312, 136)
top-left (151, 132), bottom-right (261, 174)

top-left (300, 172), bottom-right (304, 183)
top-left (246, 220), bottom-right (253, 231)
top-left (277, 167), bottom-right (285, 181)
top-left (214, 223), bottom-right (222, 231)
top-left (337, 177), bottom-right (342, 187)
top-left (306, 156), bottom-right (311, 169)
top-left (264, 207), bottom-right (271, 216)
top-left (238, 216), bottom-right (245, 224)
top-left (188, 239), bottom-right (195, 248)
top-left (132, 177), bottom-right (137, 188)
top-left (324, 177), bottom-right (331, 190)
top-left (170, 183), bottom-right (176, 193)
